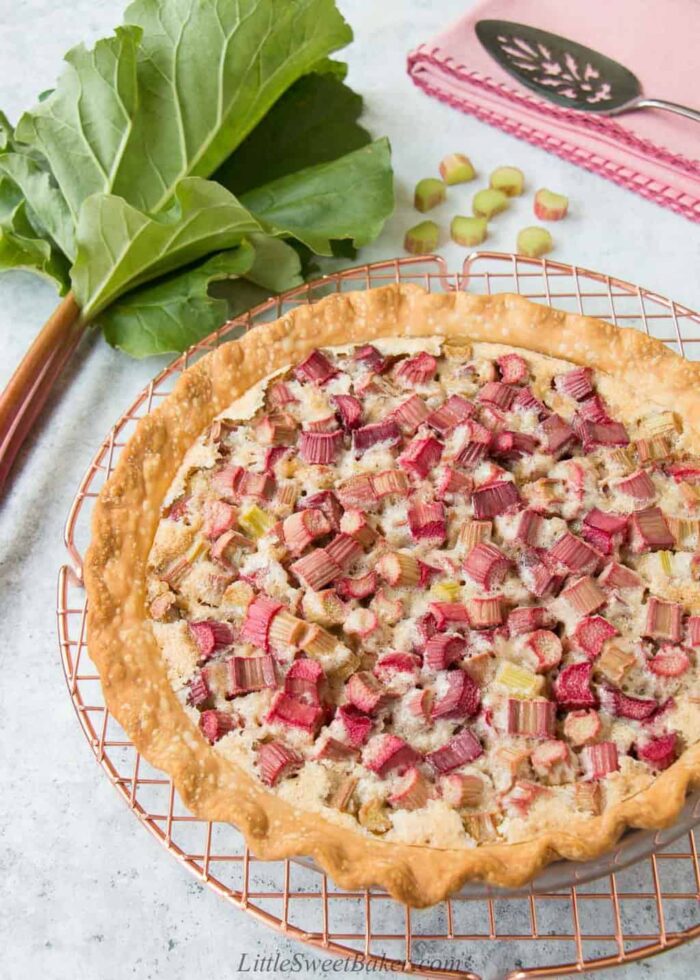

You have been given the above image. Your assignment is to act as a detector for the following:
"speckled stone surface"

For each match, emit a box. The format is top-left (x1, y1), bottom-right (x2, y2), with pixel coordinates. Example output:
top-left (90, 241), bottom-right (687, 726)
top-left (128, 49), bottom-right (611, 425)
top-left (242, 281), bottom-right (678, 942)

top-left (1, 1), bottom-right (699, 978)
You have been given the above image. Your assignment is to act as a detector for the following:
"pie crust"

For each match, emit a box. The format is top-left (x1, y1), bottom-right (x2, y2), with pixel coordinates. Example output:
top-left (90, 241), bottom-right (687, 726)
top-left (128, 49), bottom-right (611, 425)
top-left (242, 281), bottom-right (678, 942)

top-left (85, 284), bottom-right (700, 906)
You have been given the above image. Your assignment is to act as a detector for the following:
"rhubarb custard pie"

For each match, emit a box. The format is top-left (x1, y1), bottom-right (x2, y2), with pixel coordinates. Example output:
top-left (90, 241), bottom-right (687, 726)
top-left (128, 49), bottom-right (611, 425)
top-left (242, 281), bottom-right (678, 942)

top-left (86, 285), bottom-right (700, 905)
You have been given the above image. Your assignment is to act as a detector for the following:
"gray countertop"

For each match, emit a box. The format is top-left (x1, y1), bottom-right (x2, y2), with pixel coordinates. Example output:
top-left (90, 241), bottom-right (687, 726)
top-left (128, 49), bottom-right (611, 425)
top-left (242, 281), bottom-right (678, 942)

top-left (1, 1), bottom-right (699, 978)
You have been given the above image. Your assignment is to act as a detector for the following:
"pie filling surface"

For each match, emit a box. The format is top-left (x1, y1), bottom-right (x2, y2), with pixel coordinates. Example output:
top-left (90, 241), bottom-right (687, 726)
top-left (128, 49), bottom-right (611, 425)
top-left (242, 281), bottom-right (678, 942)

top-left (147, 337), bottom-right (700, 849)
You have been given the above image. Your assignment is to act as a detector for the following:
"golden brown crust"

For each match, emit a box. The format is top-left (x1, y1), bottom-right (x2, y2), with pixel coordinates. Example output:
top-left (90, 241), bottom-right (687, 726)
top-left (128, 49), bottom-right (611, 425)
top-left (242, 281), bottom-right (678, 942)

top-left (85, 285), bottom-right (700, 906)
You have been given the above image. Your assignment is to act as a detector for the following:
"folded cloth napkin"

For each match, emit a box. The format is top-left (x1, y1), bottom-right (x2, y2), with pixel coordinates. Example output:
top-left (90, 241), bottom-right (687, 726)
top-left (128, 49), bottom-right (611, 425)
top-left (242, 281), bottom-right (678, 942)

top-left (407, 0), bottom-right (700, 221)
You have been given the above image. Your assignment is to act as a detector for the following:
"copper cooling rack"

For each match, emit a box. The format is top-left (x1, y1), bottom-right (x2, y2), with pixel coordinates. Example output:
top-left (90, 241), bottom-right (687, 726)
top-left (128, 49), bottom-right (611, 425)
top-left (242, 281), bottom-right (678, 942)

top-left (57, 253), bottom-right (700, 978)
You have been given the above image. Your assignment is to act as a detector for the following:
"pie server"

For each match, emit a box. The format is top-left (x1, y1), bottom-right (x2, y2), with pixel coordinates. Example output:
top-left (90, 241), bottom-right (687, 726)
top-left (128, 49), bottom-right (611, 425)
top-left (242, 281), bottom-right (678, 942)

top-left (475, 19), bottom-right (700, 123)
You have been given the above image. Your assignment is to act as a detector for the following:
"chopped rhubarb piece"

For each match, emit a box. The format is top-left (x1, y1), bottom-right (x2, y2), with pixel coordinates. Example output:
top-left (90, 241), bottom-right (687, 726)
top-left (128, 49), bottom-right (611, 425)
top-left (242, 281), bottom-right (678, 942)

top-left (534, 187), bottom-right (568, 220)
top-left (189, 620), bottom-right (235, 661)
top-left (266, 691), bottom-right (323, 733)
top-left (645, 597), bottom-right (683, 643)
top-left (686, 616), bottom-right (700, 646)
top-left (268, 611), bottom-right (306, 649)
top-left (600, 686), bottom-right (657, 720)
top-left (506, 698), bottom-right (555, 737)
top-left (637, 733), bottom-right (677, 771)
top-left (459, 519), bottom-right (492, 551)
top-left (187, 671), bottom-right (211, 707)
top-left (284, 658), bottom-right (324, 704)
top-left (554, 367), bottom-right (594, 401)
top-left (497, 353), bottom-right (528, 384)
top-left (301, 589), bottom-right (345, 628)
top-left (463, 542), bottom-right (511, 589)
top-left (539, 413), bottom-right (575, 454)
top-left (440, 152), bottom-right (476, 184)
top-left (337, 703), bottom-right (373, 746)
top-left (363, 734), bottom-right (422, 777)
top-left (514, 386), bottom-right (550, 419)
top-left (392, 394), bottom-right (430, 434)
top-left (440, 773), bottom-right (484, 808)
top-left (336, 570), bottom-right (377, 601)
top-left (426, 395), bottom-right (474, 435)
top-left (399, 436), bottom-right (443, 480)
top-left (395, 352), bottom-right (437, 385)
top-left (241, 595), bottom-right (283, 651)
top-left (268, 381), bottom-right (296, 407)
top-left (298, 490), bottom-right (343, 530)
top-left (374, 652), bottom-right (420, 684)
top-left (667, 461), bottom-right (700, 483)
top-left (561, 576), bottom-right (607, 616)
top-left (516, 509), bottom-right (543, 546)
top-left (549, 532), bottom-right (602, 574)
top-left (238, 470), bottom-right (274, 500)
top-left (353, 344), bottom-right (386, 372)
top-left (371, 588), bottom-right (404, 625)
top-left (294, 349), bottom-right (336, 385)
top-left (325, 533), bottom-right (363, 570)
top-left (352, 419), bottom-right (401, 453)
top-left (424, 634), bottom-right (466, 670)
top-left (577, 394), bottom-right (611, 423)
top-left (388, 767), bottom-right (431, 810)
top-left (306, 416), bottom-right (339, 434)
top-left (377, 551), bottom-right (420, 588)
top-left (254, 412), bottom-right (297, 446)
top-left (299, 624), bottom-right (337, 657)
top-left (199, 709), bottom-right (237, 744)
top-left (507, 606), bottom-right (552, 635)
top-left (202, 499), bottom-right (237, 540)
top-left (598, 561), bottom-right (642, 589)
top-left (264, 446), bottom-right (289, 474)
top-left (315, 738), bottom-right (361, 765)
top-left (432, 669), bottom-right (481, 719)
top-left (531, 740), bottom-right (569, 775)
top-left (595, 645), bottom-right (636, 685)
top-left (228, 655), bottom-right (277, 696)
top-left (408, 501), bottom-right (447, 543)
top-left (454, 420), bottom-right (493, 467)
top-left (429, 602), bottom-right (470, 631)
top-left (211, 464), bottom-right (244, 498)
top-left (418, 561), bottom-right (440, 588)
top-left (298, 429), bottom-right (343, 465)
top-left (405, 688), bottom-right (432, 720)
top-left (471, 480), bottom-right (521, 519)
top-left (492, 430), bottom-right (538, 459)
top-left (584, 508), bottom-right (628, 536)
top-left (582, 741), bottom-right (619, 779)
top-left (466, 596), bottom-right (504, 628)
top-left (517, 551), bottom-right (565, 598)
top-left (427, 729), bottom-right (483, 773)
top-left (576, 420), bottom-right (630, 452)
top-left (478, 380), bottom-right (516, 411)
top-left (648, 646), bottom-right (690, 677)
top-left (630, 507), bottom-right (675, 554)
top-left (574, 781), bottom-right (602, 814)
top-left (346, 672), bottom-right (390, 714)
top-left (332, 394), bottom-right (363, 430)
top-left (345, 608), bottom-right (379, 639)
top-left (372, 469), bottom-right (410, 499)
top-left (526, 630), bottom-right (563, 673)
top-left (574, 616), bottom-right (618, 658)
top-left (164, 494), bottom-right (190, 521)
top-left (616, 469), bottom-right (656, 502)
top-left (436, 465), bottom-right (473, 500)
top-left (563, 709), bottom-right (601, 746)
top-left (259, 740), bottom-right (303, 786)
top-left (339, 509), bottom-right (376, 547)
top-left (553, 662), bottom-right (597, 709)
top-left (290, 548), bottom-right (342, 590)
top-left (282, 508), bottom-right (332, 556)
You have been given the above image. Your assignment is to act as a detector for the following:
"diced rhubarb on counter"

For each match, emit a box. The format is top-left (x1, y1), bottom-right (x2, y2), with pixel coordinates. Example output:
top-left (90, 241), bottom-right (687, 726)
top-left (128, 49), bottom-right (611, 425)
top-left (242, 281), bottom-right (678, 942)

top-left (490, 166), bottom-right (524, 197)
top-left (414, 177), bottom-right (446, 212)
top-left (516, 226), bottom-right (552, 258)
top-left (363, 734), bottom-right (422, 777)
top-left (506, 698), bottom-right (556, 737)
top-left (473, 188), bottom-right (508, 218)
top-left (440, 152), bottom-right (476, 184)
top-left (553, 661), bottom-right (597, 709)
top-left (451, 215), bottom-right (487, 247)
top-left (259, 741), bottom-right (303, 786)
top-left (426, 729), bottom-right (483, 773)
top-left (534, 188), bottom-right (569, 221)
top-left (582, 741), bottom-right (619, 779)
top-left (404, 219), bottom-right (440, 255)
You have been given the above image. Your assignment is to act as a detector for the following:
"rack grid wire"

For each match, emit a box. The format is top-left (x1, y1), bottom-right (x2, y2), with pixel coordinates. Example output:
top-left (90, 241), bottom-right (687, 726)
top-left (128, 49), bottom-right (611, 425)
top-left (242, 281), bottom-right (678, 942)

top-left (57, 252), bottom-right (700, 979)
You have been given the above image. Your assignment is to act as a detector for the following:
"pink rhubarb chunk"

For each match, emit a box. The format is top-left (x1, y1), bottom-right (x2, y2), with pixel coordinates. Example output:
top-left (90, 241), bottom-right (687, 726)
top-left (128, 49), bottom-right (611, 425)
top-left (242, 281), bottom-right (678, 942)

top-left (395, 352), bottom-right (437, 385)
top-left (228, 655), bottom-right (277, 696)
top-left (259, 741), bottom-right (303, 786)
top-left (337, 704), bottom-right (373, 746)
top-left (266, 691), bottom-right (323, 733)
top-left (554, 367), bottom-right (594, 401)
top-left (431, 670), bottom-right (481, 719)
top-left (463, 542), bottom-right (511, 590)
top-left (352, 419), bottom-right (401, 453)
top-left (398, 436), bottom-right (443, 480)
top-left (471, 480), bottom-right (521, 519)
top-left (199, 709), bottom-right (237, 744)
top-left (561, 576), bottom-right (607, 617)
top-left (553, 662), bottom-right (597, 709)
top-left (582, 741), bottom-right (619, 779)
top-left (549, 532), bottom-right (602, 575)
top-left (644, 596), bottom-right (683, 642)
top-left (574, 616), bottom-right (618, 658)
top-left (363, 734), bottom-right (422, 777)
top-left (298, 429), bottom-right (343, 465)
top-left (284, 658), bottom-right (325, 704)
top-left (189, 620), bottom-right (235, 661)
top-left (345, 672), bottom-right (391, 714)
top-left (506, 698), bottom-right (556, 737)
top-left (333, 394), bottom-right (363, 430)
top-left (282, 508), bottom-right (332, 556)
top-left (294, 349), bottom-right (336, 384)
top-left (426, 729), bottom-right (483, 773)
top-left (637, 733), bottom-right (677, 771)
top-left (408, 500), bottom-right (447, 543)
top-left (600, 686), bottom-right (657, 720)
top-left (424, 634), bottom-right (466, 670)
top-left (241, 595), bottom-right (283, 651)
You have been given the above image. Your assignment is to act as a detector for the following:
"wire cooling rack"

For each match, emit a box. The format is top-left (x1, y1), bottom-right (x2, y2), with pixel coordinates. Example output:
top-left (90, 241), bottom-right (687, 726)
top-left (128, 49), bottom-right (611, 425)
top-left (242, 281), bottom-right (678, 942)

top-left (57, 253), bottom-right (700, 978)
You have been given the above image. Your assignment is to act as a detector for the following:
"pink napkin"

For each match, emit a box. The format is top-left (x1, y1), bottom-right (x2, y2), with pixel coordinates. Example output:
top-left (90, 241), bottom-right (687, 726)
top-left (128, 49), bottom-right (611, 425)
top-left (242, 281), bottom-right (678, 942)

top-left (407, 0), bottom-right (700, 221)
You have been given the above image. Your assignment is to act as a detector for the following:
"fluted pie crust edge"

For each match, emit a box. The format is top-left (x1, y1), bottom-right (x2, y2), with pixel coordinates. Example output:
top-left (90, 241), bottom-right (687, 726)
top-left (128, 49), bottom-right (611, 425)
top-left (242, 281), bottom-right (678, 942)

top-left (85, 284), bottom-right (700, 906)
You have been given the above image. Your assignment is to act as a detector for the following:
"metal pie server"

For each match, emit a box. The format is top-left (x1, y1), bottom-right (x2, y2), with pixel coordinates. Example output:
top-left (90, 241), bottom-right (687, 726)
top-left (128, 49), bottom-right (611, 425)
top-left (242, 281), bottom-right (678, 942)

top-left (475, 19), bottom-right (700, 123)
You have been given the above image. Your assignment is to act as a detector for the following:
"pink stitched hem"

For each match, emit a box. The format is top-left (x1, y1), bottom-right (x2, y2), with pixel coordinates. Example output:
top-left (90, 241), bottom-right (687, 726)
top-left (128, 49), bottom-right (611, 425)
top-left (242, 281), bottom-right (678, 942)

top-left (407, 50), bottom-right (700, 224)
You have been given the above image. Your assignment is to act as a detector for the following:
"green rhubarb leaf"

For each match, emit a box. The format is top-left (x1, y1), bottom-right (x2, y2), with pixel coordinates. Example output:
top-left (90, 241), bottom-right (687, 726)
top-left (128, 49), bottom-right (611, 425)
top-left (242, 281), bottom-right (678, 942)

top-left (215, 72), bottom-right (370, 196)
top-left (99, 242), bottom-right (255, 357)
top-left (0, 196), bottom-right (70, 292)
top-left (72, 177), bottom-right (261, 319)
top-left (243, 234), bottom-right (304, 292)
top-left (16, 0), bottom-right (352, 216)
top-left (241, 138), bottom-right (394, 255)
top-left (0, 153), bottom-right (75, 257)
